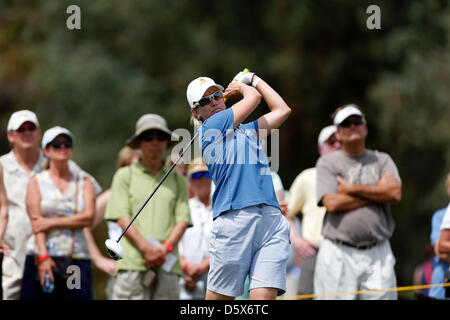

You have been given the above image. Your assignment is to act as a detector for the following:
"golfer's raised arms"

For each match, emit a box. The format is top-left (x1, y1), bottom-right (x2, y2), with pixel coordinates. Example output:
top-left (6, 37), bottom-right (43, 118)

top-left (224, 73), bottom-right (291, 137)
top-left (254, 77), bottom-right (291, 136)
top-left (224, 81), bottom-right (261, 128)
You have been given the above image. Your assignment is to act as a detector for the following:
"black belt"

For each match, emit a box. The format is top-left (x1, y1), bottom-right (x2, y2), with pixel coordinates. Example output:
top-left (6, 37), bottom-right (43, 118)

top-left (330, 239), bottom-right (380, 250)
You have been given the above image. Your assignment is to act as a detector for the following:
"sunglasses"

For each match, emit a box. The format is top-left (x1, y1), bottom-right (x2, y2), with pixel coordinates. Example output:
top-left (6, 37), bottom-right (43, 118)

top-left (50, 140), bottom-right (73, 149)
top-left (194, 91), bottom-right (223, 108)
top-left (190, 171), bottom-right (211, 180)
top-left (17, 125), bottom-right (37, 133)
top-left (139, 132), bottom-right (169, 142)
top-left (339, 117), bottom-right (364, 128)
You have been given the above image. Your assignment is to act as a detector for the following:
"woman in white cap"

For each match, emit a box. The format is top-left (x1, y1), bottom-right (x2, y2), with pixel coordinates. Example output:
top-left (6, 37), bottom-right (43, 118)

top-left (20, 126), bottom-right (95, 300)
top-left (186, 70), bottom-right (292, 300)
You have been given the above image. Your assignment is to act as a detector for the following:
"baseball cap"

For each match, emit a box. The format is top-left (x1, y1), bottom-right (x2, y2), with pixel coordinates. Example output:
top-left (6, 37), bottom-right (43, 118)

top-left (187, 157), bottom-right (209, 177)
top-left (7, 110), bottom-right (40, 132)
top-left (126, 113), bottom-right (177, 147)
top-left (186, 77), bottom-right (224, 109)
top-left (333, 105), bottom-right (366, 126)
top-left (317, 125), bottom-right (337, 146)
top-left (41, 126), bottom-right (73, 149)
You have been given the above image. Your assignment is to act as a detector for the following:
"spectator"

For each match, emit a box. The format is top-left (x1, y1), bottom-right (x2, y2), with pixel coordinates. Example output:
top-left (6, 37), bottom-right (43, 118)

top-left (429, 173), bottom-right (450, 299)
top-left (21, 126), bottom-right (96, 299)
top-left (0, 163), bottom-right (9, 300)
top-left (436, 202), bottom-right (450, 298)
top-left (412, 244), bottom-right (435, 299)
top-left (186, 71), bottom-right (291, 300)
top-left (104, 113), bottom-right (191, 300)
top-left (179, 158), bottom-right (212, 300)
top-left (0, 110), bottom-right (101, 299)
top-left (315, 104), bottom-right (402, 300)
top-left (93, 146), bottom-right (141, 298)
top-left (287, 125), bottom-right (341, 298)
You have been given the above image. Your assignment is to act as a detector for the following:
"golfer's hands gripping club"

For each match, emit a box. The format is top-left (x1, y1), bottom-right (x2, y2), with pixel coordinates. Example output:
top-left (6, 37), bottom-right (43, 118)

top-left (223, 68), bottom-right (251, 102)
top-left (233, 69), bottom-right (255, 85)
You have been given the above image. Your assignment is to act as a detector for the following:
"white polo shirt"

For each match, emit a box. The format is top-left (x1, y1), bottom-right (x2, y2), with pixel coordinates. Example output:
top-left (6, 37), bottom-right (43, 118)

top-left (179, 197), bottom-right (213, 263)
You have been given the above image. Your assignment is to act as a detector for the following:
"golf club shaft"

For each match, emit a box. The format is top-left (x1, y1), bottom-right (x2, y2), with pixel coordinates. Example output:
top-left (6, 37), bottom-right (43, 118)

top-left (117, 131), bottom-right (199, 242)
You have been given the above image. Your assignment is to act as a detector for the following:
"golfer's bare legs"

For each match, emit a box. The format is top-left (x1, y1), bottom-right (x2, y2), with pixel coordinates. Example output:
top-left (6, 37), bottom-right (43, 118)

top-left (206, 287), bottom-right (278, 300)
top-left (249, 287), bottom-right (278, 300)
top-left (205, 289), bottom-right (235, 300)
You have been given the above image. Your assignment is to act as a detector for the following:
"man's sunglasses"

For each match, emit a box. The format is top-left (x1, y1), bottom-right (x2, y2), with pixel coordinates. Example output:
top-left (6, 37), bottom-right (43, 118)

top-left (51, 140), bottom-right (73, 149)
top-left (193, 91), bottom-right (223, 108)
top-left (17, 125), bottom-right (37, 133)
top-left (339, 117), bottom-right (364, 128)
top-left (138, 132), bottom-right (169, 142)
top-left (190, 171), bottom-right (211, 180)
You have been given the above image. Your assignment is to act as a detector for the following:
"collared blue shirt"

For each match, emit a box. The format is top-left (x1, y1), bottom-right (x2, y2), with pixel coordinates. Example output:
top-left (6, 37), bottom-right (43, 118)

top-left (199, 108), bottom-right (280, 219)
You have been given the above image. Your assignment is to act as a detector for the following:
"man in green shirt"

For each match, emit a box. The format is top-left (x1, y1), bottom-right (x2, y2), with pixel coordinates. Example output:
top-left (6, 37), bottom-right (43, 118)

top-left (105, 114), bottom-right (191, 299)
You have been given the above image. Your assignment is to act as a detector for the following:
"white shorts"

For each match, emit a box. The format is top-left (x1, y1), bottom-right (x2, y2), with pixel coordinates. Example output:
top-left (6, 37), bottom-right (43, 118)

top-left (207, 205), bottom-right (290, 297)
top-left (314, 238), bottom-right (397, 300)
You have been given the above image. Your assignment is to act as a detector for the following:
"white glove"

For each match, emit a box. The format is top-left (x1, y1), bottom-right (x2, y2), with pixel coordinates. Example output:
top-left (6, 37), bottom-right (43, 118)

top-left (233, 71), bottom-right (255, 85)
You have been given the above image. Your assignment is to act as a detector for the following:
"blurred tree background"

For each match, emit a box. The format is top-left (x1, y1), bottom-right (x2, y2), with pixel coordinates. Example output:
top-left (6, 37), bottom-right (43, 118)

top-left (0, 0), bottom-right (449, 299)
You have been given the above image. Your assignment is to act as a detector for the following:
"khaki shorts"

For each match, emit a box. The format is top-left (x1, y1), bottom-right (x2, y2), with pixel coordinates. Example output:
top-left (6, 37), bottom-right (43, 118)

top-left (110, 270), bottom-right (179, 300)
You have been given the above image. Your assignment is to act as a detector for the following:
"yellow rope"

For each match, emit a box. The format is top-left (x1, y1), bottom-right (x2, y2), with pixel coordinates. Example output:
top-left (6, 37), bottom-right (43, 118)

top-left (277, 282), bottom-right (450, 300)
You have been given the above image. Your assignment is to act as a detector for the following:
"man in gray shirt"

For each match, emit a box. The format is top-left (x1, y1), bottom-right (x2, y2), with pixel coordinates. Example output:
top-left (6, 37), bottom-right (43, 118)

top-left (314, 104), bottom-right (402, 300)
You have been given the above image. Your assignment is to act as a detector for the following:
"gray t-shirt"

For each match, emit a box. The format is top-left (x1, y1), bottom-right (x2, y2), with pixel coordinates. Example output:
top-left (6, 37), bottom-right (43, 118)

top-left (316, 149), bottom-right (400, 245)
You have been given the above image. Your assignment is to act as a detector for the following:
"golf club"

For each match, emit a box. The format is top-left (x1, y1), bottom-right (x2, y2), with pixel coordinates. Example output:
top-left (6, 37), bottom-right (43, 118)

top-left (105, 131), bottom-right (199, 260)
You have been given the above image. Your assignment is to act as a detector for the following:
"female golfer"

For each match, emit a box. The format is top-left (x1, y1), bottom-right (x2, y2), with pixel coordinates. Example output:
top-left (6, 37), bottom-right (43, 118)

top-left (186, 70), bottom-right (291, 300)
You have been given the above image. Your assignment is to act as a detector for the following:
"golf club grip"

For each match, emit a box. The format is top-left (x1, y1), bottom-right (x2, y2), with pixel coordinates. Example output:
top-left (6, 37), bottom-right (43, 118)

top-left (224, 68), bottom-right (249, 102)
top-left (117, 131), bottom-right (199, 242)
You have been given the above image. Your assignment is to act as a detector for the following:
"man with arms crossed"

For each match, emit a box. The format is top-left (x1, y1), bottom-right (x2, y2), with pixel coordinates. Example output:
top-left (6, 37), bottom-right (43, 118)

top-left (315, 104), bottom-right (402, 300)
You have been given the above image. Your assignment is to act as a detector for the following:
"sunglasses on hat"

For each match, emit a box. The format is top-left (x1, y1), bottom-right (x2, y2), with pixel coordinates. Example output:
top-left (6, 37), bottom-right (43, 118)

top-left (51, 140), bottom-right (73, 149)
top-left (339, 117), bottom-right (364, 128)
top-left (193, 91), bottom-right (223, 108)
top-left (190, 171), bottom-right (211, 180)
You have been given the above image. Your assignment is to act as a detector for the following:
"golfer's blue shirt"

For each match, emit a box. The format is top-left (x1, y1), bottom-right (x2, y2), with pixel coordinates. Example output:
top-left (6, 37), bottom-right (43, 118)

top-left (199, 108), bottom-right (280, 219)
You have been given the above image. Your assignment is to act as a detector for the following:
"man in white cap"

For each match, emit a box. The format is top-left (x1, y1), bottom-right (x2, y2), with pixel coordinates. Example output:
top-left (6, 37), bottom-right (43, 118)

top-left (104, 113), bottom-right (191, 300)
top-left (286, 125), bottom-right (341, 298)
top-left (314, 104), bottom-right (402, 300)
top-left (0, 109), bottom-right (102, 299)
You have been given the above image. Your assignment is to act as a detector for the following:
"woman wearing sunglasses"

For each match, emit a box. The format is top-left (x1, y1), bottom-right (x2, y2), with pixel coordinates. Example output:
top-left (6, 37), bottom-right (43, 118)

top-left (186, 71), bottom-right (292, 300)
top-left (21, 126), bottom-right (95, 300)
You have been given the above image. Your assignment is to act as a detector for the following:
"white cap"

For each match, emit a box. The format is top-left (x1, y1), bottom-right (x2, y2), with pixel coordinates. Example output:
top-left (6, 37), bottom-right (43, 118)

top-left (333, 105), bottom-right (366, 125)
top-left (7, 110), bottom-right (40, 132)
top-left (41, 126), bottom-right (73, 149)
top-left (317, 125), bottom-right (337, 146)
top-left (186, 77), bottom-right (224, 109)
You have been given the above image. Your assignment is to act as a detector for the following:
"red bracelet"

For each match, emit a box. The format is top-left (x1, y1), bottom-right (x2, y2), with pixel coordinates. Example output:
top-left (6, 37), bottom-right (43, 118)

top-left (37, 253), bottom-right (50, 264)
top-left (182, 262), bottom-right (189, 273)
top-left (163, 241), bottom-right (173, 253)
